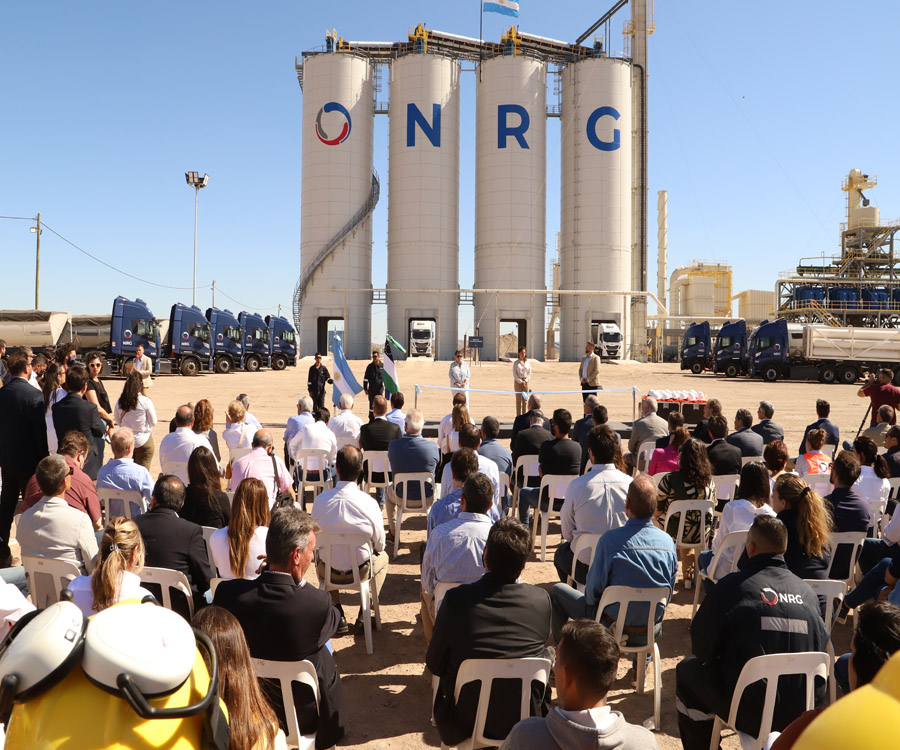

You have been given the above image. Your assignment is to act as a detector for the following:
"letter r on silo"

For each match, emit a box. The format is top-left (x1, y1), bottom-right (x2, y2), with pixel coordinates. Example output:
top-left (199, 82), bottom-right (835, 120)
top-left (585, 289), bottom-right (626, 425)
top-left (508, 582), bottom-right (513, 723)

top-left (497, 104), bottom-right (530, 149)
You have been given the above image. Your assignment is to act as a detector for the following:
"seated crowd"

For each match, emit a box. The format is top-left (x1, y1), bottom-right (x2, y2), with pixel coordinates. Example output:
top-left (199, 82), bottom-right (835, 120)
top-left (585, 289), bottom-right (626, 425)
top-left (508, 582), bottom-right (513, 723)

top-left (3, 348), bottom-right (900, 750)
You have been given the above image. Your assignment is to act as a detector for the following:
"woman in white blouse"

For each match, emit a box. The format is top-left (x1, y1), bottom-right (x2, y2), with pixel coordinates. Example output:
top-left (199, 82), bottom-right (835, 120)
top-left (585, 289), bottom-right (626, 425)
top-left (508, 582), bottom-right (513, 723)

top-left (41, 362), bottom-right (67, 453)
top-left (113, 371), bottom-right (158, 470)
top-left (703, 462), bottom-right (775, 581)
top-left (210, 478), bottom-right (270, 580)
top-left (853, 435), bottom-right (891, 504)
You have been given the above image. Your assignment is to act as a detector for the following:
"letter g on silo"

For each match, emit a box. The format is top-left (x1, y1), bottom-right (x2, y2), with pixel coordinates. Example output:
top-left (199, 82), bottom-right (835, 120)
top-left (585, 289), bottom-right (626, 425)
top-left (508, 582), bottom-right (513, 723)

top-left (586, 106), bottom-right (621, 151)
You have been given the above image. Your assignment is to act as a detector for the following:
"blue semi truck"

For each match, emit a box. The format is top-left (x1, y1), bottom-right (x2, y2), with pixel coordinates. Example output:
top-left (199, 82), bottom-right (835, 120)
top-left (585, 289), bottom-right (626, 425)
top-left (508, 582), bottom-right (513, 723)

top-left (711, 319), bottom-right (749, 378)
top-left (680, 321), bottom-right (711, 374)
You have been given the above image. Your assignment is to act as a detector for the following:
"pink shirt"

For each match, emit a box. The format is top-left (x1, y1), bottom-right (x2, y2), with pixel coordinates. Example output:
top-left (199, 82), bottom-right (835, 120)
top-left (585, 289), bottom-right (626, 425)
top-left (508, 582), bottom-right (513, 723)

top-left (229, 447), bottom-right (292, 508)
top-left (649, 444), bottom-right (679, 476)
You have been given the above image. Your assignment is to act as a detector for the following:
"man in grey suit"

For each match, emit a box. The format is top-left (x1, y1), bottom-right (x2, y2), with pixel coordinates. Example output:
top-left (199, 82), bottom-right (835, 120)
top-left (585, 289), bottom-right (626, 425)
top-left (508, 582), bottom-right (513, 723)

top-left (751, 401), bottom-right (784, 445)
top-left (725, 409), bottom-right (764, 457)
top-left (627, 397), bottom-right (669, 473)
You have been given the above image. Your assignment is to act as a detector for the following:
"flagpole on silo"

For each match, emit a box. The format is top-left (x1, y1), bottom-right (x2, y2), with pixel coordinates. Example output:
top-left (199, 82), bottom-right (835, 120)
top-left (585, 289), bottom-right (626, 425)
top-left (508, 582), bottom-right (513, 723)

top-left (479, 0), bottom-right (483, 82)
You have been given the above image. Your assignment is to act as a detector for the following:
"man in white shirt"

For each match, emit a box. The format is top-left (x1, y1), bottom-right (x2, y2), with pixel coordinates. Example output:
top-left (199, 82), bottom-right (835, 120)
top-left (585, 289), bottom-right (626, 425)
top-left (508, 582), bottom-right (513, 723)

top-left (312, 445), bottom-right (387, 634)
top-left (385, 392), bottom-right (407, 435)
top-left (158, 405), bottom-right (221, 481)
top-left (17, 454), bottom-right (99, 575)
top-left (448, 350), bottom-right (470, 392)
top-left (236, 393), bottom-right (262, 430)
top-left (555, 425), bottom-right (632, 583)
top-left (290, 407), bottom-right (338, 482)
top-left (440, 424), bottom-right (501, 520)
top-left (512, 346), bottom-right (532, 417)
top-left (328, 394), bottom-right (363, 447)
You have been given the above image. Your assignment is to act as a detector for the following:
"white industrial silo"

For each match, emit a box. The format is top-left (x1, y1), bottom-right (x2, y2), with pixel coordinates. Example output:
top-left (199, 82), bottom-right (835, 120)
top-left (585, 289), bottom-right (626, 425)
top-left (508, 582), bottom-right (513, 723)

top-left (474, 54), bottom-right (547, 361)
top-left (387, 53), bottom-right (461, 360)
top-left (298, 51), bottom-right (375, 359)
top-left (559, 57), bottom-right (633, 360)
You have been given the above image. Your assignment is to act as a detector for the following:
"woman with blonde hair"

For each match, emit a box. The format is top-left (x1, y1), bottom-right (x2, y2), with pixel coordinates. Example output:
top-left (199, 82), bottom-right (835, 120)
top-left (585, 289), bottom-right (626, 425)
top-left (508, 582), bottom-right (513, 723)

top-left (223, 399), bottom-right (254, 459)
top-left (447, 402), bottom-right (472, 454)
top-left (193, 399), bottom-right (221, 462)
top-left (209, 478), bottom-right (270, 579)
top-left (66, 518), bottom-right (153, 616)
top-left (795, 429), bottom-right (831, 476)
top-left (193, 606), bottom-right (285, 750)
top-left (773, 473), bottom-right (832, 579)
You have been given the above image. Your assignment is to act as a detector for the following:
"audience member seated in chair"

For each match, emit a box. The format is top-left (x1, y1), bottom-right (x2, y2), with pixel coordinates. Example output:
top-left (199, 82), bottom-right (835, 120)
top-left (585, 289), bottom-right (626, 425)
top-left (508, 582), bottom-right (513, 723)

top-left (752, 400), bottom-right (785, 445)
top-left (518, 409), bottom-right (581, 527)
top-left (772, 474), bottom-right (832, 580)
top-left (725, 408), bottom-right (764, 457)
top-left (426, 517), bottom-right (552, 748)
top-left (510, 394), bottom-right (549, 450)
top-left (288, 407), bottom-right (337, 483)
top-left (159, 404), bottom-right (221, 477)
top-left (440, 423), bottom-right (501, 517)
top-left (312, 445), bottom-right (388, 636)
top-left (798, 399), bottom-right (840, 455)
top-left (550, 474), bottom-right (677, 644)
top-left (95, 426), bottom-right (154, 510)
top-left (214, 507), bottom-right (346, 749)
top-left (327, 393), bottom-right (363, 448)
top-left (795, 428), bottom-right (832, 477)
top-left (649, 415), bottom-right (689, 476)
top-left (675, 516), bottom-right (828, 750)
top-left (691, 398), bottom-right (722, 444)
top-left (500, 620), bottom-right (658, 750)
top-left (824, 450), bottom-right (872, 580)
top-left (578, 403), bottom-right (620, 474)
top-left (478, 416), bottom-right (513, 508)
top-left (209, 478), bottom-right (270, 581)
top-left (427, 449), bottom-right (480, 536)
top-left (180, 445), bottom-right (231, 528)
top-left (282, 396), bottom-right (314, 464)
top-left (554, 426), bottom-right (633, 583)
top-left (851, 435), bottom-right (891, 510)
top-left (626, 397), bottom-right (669, 473)
top-left (229, 429), bottom-right (295, 510)
top-left (764, 439), bottom-right (791, 486)
top-left (706, 415), bottom-right (742, 478)
top-left (359, 395), bottom-right (402, 508)
top-left (421, 473), bottom-right (495, 644)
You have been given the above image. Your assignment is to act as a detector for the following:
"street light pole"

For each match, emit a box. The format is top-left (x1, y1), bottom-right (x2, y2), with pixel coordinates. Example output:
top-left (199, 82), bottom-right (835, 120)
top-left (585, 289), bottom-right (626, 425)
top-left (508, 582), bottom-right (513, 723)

top-left (30, 212), bottom-right (42, 309)
top-left (184, 172), bottom-right (209, 306)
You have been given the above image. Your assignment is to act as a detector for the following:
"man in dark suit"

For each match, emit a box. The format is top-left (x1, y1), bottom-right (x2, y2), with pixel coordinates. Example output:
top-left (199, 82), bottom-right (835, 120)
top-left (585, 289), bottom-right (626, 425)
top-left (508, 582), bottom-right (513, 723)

top-left (0, 353), bottom-right (48, 561)
top-left (751, 400), bottom-right (784, 445)
top-left (884, 426), bottom-right (900, 478)
top-left (692, 398), bottom-right (722, 444)
top-left (572, 395), bottom-right (599, 448)
top-left (512, 411), bottom-right (552, 464)
top-left (725, 409), bottom-right (764, 457)
top-left (134, 475), bottom-right (213, 614)
top-left (214, 507), bottom-right (346, 749)
top-left (51, 364), bottom-right (106, 480)
top-left (578, 403), bottom-right (620, 473)
top-left (426, 517), bottom-right (552, 747)
top-left (707, 415), bottom-right (742, 477)
top-left (798, 399), bottom-right (840, 454)
top-left (510, 394), bottom-right (549, 449)
top-left (359, 395), bottom-right (402, 507)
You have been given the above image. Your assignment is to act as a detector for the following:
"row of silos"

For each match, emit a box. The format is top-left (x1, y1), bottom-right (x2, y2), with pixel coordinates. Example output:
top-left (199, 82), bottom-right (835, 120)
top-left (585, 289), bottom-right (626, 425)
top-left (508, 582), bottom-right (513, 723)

top-left (298, 46), bottom-right (633, 361)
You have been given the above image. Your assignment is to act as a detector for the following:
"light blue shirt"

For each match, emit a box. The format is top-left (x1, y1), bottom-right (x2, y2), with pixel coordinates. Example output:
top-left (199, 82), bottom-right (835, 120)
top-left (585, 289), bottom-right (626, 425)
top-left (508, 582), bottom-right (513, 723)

top-left (283, 412), bottom-right (314, 447)
top-left (421, 512), bottom-right (492, 594)
top-left (428, 487), bottom-right (463, 535)
top-left (385, 408), bottom-right (406, 434)
top-left (96, 458), bottom-right (154, 500)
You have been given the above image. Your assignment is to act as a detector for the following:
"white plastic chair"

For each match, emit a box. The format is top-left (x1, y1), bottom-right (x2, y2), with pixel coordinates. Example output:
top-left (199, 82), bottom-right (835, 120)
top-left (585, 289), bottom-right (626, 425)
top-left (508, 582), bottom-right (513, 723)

top-left (867, 498), bottom-right (888, 537)
top-left (709, 652), bottom-right (830, 750)
top-left (594, 585), bottom-right (671, 730)
top-left (567, 533), bottom-right (602, 592)
top-left (294, 448), bottom-right (334, 499)
top-left (434, 581), bottom-right (461, 613)
top-left (531, 474), bottom-right (576, 562)
top-left (161, 460), bottom-right (189, 484)
top-left (228, 446), bottom-right (252, 465)
top-left (741, 455), bottom-right (762, 466)
top-left (315, 532), bottom-right (382, 655)
top-left (439, 657), bottom-right (551, 750)
top-left (139, 566), bottom-right (194, 619)
top-left (391, 472), bottom-right (435, 559)
top-left (694, 530), bottom-right (749, 618)
top-left (509, 455), bottom-right (540, 518)
top-left (661, 499), bottom-right (715, 592)
top-left (635, 441), bottom-right (657, 475)
top-left (97, 487), bottom-right (147, 522)
top-left (824, 531), bottom-right (866, 588)
top-left (712, 474), bottom-right (740, 505)
top-left (252, 658), bottom-right (319, 750)
top-left (651, 471), bottom-right (670, 488)
top-left (362, 450), bottom-right (391, 494)
top-left (803, 473), bottom-right (833, 495)
top-left (803, 578), bottom-right (847, 705)
top-left (201, 526), bottom-right (218, 577)
top-left (888, 476), bottom-right (900, 500)
top-left (498, 472), bottom-right (511, 509)
top-left (336, 436), bottom-right (359, 450)
top-left (22, 555), bottom-right (80, 609)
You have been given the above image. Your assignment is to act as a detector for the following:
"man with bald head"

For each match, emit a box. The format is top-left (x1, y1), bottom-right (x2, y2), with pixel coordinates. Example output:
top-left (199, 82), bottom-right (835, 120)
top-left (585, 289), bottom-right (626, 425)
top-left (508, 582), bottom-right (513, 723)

top-left (158, 404), bottom-right (220, 482)
top-left (229, 429), bottom-right (295, 509)
top-left (510, 393), bottom-right (550, 449)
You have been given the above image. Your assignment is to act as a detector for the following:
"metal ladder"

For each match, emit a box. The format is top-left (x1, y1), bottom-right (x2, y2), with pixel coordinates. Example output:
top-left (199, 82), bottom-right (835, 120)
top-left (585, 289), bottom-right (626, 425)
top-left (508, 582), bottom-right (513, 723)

top-left (292, 171), bottom-right (380, 338)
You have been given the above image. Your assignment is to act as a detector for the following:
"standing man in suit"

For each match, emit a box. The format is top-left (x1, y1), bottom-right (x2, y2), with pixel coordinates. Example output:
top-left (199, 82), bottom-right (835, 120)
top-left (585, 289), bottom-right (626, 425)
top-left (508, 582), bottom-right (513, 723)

top-left (725, 409), bottom-right (764, 457)
top-left (134, 475), bottom-right (214, 614)
top-left (214, 507), bottom-right (346, 748)
top-left (579, 341), bottom-right (602, 401)
top-left (426, 517), bottom-right (552, 748)
top-left (51, 364), bottom-right (107, 480)
top-left (307, 352), bottom-right (333, 411)
top-left (363, 350), bottom-right (384, 422)
top-left (359, 395), bottom-right (402, 508)
top-left (510, 394), bottom-right (549, 449)
top-left (512, 347), bottom-right (532, 417)
top-left (799, 399), bottom-right (840, 454)
top-left (0, 354), bottom-right (48, 562)
top-left (132, 343), bottom-right (153, 396)
top-left (706, 415), bottom-right (742, 477)
top-left (752, 401), bottom-right (784, 445)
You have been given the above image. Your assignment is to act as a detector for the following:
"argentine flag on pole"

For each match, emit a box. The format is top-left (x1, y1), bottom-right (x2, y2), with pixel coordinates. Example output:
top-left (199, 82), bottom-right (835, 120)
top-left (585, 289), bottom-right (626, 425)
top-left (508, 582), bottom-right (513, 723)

top-left (484, 0), bottom-right (519, 17)
top-left (330, 333), bottom-right (363, 407)
top-left (383, 334), bottom-right (406, 395)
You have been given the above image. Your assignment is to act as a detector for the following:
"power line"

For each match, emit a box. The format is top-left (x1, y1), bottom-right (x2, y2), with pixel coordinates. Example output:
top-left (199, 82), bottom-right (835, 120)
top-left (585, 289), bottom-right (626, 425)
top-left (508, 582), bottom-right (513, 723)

top-left (215, 286), bottom-right (281, 313)
top-left (0, 215), bottom-right (35, 221)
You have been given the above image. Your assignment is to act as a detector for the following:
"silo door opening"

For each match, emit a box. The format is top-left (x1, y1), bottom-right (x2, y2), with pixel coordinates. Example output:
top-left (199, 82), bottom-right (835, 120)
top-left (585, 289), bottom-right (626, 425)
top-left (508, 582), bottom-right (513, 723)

top-left (318, 317), bottom-right (345, 357)
top-left (408, 318), bottom-right (436, 359)
top-left (498, 319), bottom-right (526, 360)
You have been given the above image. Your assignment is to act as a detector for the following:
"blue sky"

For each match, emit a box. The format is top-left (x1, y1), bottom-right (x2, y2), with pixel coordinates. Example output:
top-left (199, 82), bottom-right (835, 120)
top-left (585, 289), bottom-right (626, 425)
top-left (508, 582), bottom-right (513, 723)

top-left (3, 1), bottom-right (899, 342)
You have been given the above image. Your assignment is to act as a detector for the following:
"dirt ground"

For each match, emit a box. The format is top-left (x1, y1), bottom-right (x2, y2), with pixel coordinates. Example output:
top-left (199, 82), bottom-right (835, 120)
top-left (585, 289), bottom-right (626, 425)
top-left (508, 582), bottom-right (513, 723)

top-left (86, 356), bottom-right (862, 749)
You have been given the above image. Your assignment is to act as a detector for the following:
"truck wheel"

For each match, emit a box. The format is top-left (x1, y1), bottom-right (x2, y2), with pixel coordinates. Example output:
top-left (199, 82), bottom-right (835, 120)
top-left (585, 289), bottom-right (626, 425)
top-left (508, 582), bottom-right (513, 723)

top-left (690, 361), bottom-right (704, 375)
top-left (819, 366), bottom-right (837, 384)
top-left (838, 365), bottom-right (858, 385)
top-left (244, 356), bottom-right (261, 373)
top-left (214, 357), bottom-right (232, 375)
top-left (271, 354), bottom-right (287, 371)
top-left (725, 363), bottom-right (739, 378)
top-left (763, 366), bottom-right (779, 382)
top-left (180, 357), bottom-right (200, 377)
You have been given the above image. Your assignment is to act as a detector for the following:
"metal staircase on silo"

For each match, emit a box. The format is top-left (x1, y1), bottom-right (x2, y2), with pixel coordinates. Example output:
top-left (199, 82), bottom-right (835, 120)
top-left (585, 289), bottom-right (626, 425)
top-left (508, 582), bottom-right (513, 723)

top-left (292, 171), bottom-right (380, 339)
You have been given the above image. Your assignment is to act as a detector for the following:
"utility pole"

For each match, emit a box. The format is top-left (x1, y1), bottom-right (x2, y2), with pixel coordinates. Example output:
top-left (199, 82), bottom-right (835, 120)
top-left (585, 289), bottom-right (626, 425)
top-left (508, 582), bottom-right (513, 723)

top-left (31, 212), bottom-right (42, 309)
top-left (277, 303), bottom-right (282, 318)
top-left (211, 279), bottom-right (216, 308)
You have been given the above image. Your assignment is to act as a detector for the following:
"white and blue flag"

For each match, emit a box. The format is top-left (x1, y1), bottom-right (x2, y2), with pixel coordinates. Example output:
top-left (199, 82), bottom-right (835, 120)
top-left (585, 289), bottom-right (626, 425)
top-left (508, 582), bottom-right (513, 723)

top-left (484, 0), bottom-right (519, 17)
top-left (330, 332), bottom-right (363, 406)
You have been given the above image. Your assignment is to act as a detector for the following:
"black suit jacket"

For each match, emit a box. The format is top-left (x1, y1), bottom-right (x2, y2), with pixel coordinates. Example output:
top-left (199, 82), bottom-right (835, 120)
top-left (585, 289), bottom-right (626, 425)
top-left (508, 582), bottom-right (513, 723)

top-left (134, 507), bottom-right (213, 612)
top-left (725, 427), bottom-right (764, 457)
top-left (425, 574), bottom-right (552, 746)
top-left (707, 439), bottom-right (742, 476)
top-left (693, 419), bottom-right (711, 444)
top-left (510, 410), bottom-right (550, 449)
top-left (52, 391), bottom-right (106, 478)
top-left (512, 425), bottom-right (552, 464)
top-left (0, 377), bottom-right (48, 473)
top-left (359, 417), bottom-right (402, 483)
top-left (799, 418), bottom-right (840, 455)
top-left (538, 437), bottom-right (582, 476)
top-left (214, 571), bottom-right (346, 749)
top-left (751, 419), bottom-right (784, 445)
top-left (571, 414), bottom-right (593, 447)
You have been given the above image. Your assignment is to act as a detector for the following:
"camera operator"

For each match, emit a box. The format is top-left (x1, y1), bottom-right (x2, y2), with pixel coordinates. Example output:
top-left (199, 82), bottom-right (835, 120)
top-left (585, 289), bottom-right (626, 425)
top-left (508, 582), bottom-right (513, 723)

top-left (858, 369), bottom-right (900, 427)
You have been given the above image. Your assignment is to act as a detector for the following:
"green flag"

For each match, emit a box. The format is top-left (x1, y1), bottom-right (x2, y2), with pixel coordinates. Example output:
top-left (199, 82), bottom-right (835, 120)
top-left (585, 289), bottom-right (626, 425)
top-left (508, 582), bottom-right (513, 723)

top-left (383, 334), bottom-right (405, 394)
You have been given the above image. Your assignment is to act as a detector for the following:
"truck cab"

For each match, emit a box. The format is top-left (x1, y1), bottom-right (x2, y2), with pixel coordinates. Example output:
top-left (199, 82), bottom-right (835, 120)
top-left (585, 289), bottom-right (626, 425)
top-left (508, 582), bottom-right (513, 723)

top-left (265, 314), bottom-right (297, 370)
top-left (592, 321), bottom-right (623, 360)
top-left (409, 321), bottom-right (435, 357)
top-left (109, 297), bottom-right (160, 372)
top-left (206, 307), bottom-right (243, 374)
top-left (750, 318), bottom-right (809, 381)
top-left (713, 319), bottom-right (748, 377)
top-left (239, 312), bottom-right (269, 372)
top-left (680, 321), bottom-right (711, 374)
top-left (163, 304), bottom-right (211, 376)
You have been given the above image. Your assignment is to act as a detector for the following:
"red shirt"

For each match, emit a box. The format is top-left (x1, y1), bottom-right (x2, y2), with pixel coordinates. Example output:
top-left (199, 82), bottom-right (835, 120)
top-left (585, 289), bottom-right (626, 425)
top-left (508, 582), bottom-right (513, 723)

top-left (22, 455), bottom-right (101, 524)
top-left (862, 382), bottom-right (900, 425)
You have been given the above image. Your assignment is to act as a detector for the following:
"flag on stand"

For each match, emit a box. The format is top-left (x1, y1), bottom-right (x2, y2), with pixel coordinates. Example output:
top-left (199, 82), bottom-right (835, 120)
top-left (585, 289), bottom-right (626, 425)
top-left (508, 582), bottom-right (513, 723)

top-left (484, 0), bottom-right (519, 17)
top-left (330, 332), bottom-right (363, 406)
top-left (383, 334), bottom-right (406, 395)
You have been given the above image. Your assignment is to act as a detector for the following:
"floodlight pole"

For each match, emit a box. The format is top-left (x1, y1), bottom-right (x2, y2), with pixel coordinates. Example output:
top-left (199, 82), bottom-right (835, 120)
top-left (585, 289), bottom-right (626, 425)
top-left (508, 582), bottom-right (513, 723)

top-left (192, 185), bottom-right (199, 306)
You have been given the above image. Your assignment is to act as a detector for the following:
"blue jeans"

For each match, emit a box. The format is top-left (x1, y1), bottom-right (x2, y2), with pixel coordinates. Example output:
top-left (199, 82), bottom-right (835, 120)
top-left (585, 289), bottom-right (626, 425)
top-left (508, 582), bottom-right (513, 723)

top-left (550, 582), bottom-right (659, 647)
top-left (859, 538), bottom-right (893, 575)
top-left (835, 653), bottom-right (851, 695)
top-left (846, 557), bottom-right (892, 609)
top-left (517, 488), bottom-right (563, 526)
